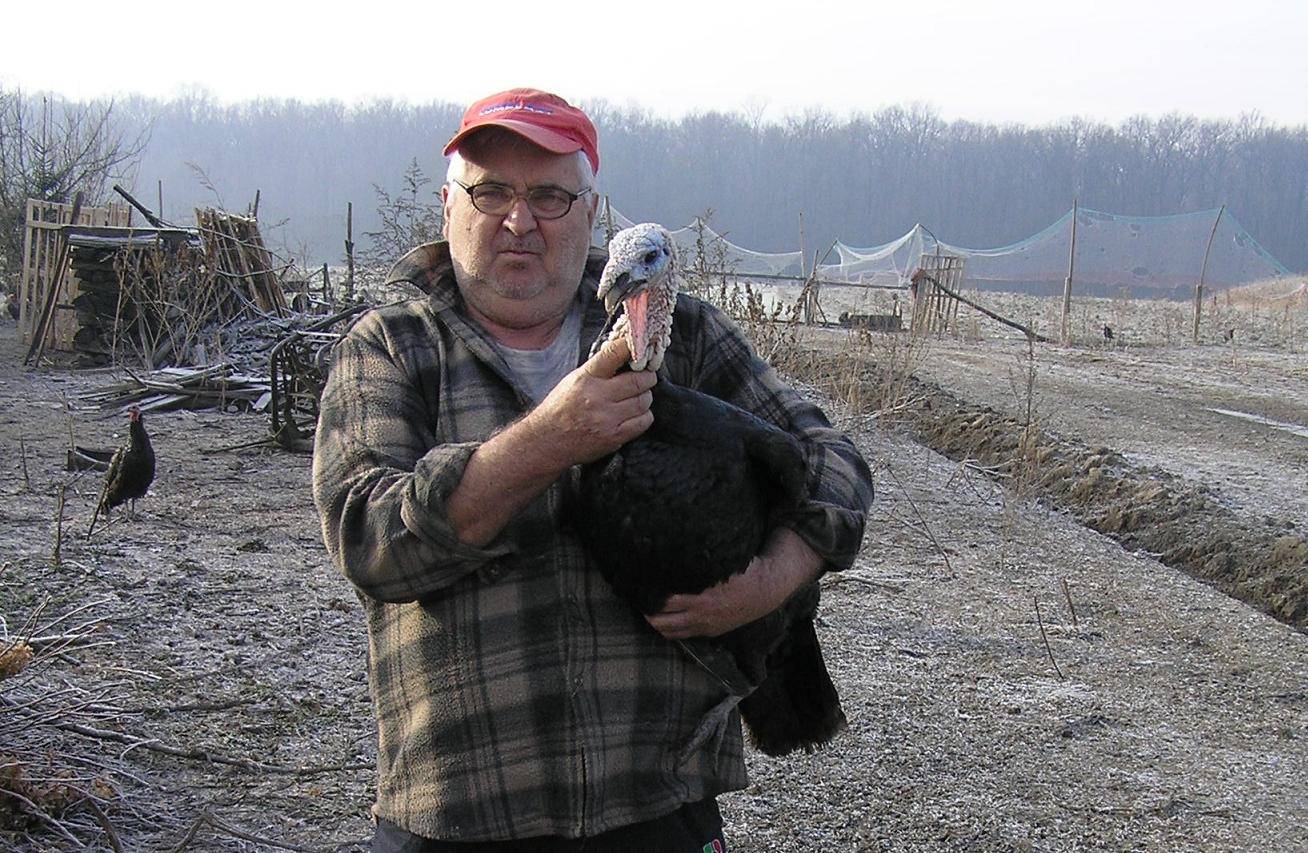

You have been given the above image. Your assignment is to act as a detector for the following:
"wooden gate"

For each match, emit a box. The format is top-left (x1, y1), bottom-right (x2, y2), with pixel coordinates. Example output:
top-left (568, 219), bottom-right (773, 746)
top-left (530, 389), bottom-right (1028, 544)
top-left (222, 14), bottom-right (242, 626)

top-left (910, 253), bottom-right (965, 335)
top-left (19, 198), bottom-right (132, 352)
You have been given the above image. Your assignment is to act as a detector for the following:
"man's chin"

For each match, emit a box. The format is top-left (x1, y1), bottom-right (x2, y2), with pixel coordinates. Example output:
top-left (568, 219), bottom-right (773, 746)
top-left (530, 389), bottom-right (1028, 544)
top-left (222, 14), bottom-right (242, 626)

top-left (486, 273), bottom-right (550, 301)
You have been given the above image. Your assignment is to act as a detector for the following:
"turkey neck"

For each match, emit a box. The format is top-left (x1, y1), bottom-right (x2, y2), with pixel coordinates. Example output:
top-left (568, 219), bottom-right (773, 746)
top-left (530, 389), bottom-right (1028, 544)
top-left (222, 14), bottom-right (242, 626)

top-left (130, 418), bottom-right (154, 457)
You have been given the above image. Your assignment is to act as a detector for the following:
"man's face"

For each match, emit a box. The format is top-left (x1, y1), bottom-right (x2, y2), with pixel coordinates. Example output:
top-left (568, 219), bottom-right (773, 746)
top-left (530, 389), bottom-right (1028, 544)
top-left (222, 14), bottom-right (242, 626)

top-left (442, 135), bottom-right (597, 336)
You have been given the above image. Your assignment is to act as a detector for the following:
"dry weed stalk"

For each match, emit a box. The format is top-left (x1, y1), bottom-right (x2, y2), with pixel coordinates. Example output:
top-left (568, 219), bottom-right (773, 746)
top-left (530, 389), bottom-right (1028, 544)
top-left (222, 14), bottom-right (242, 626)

top-left (997, 336), bottom-right (1046, 577)
top-left (51, 485), bottom-right (66, 571)
top-left (682, 212), bottom-right (806, 372)
top-left (1033, 595), bottom-right (1065, 680)
top-left (1062, 578), bottom-right (1079, 628)
top-left (881, 461), bottom-right (954, 577)
top-left (17, 435), bottom-right (31, 492)
top-left (865, 324), bottom-right (932, 419)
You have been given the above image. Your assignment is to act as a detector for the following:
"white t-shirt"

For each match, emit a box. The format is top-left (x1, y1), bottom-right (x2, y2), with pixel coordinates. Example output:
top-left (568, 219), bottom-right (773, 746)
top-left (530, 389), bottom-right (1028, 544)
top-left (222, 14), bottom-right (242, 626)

top-left (492, 298), bottom-right (585, 405)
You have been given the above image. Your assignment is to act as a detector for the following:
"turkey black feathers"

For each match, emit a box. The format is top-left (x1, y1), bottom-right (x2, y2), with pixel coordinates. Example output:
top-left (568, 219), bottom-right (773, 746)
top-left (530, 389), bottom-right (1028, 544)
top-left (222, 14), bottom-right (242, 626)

top-left (572, 223), bottom-right (846, 756)
top-left (578, 379), bottom-right (807, 616)
top-left (89, 406), bottom-right (156, 534)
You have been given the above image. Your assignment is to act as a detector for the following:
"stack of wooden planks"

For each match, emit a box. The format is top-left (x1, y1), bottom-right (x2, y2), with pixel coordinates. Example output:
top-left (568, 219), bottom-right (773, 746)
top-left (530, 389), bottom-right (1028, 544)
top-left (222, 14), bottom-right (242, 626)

top-left (195, 207), bottom-right (287, 317)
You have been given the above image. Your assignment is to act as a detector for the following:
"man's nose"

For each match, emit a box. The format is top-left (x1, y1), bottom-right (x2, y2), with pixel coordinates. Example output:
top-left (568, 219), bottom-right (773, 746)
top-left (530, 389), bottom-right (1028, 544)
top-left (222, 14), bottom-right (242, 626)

top-left (502, 197), bottom-right (538, 235)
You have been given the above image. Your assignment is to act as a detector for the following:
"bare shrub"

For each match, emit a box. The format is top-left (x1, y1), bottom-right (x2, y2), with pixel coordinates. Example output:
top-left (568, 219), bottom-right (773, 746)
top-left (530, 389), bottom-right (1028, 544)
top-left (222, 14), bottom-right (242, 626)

top-left (361, 159), bottom-right (443, 270)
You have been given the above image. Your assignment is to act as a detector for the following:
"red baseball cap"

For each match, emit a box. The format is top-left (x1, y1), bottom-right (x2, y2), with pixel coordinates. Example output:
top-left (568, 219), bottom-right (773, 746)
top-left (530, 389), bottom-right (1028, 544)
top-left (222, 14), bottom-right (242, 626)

top-left (444, 88), bottom-right (600, 174)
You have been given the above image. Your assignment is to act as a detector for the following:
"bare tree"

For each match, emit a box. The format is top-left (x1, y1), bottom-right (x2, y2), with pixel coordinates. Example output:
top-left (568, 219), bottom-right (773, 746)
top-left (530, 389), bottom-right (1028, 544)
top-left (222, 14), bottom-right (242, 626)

top-left (0, 88), bottom-right (146, 284)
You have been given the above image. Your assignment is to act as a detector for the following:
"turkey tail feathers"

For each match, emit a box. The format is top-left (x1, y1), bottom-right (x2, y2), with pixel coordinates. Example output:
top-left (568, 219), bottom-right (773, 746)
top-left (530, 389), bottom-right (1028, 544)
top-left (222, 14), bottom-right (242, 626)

top-left (738, 616), bottom-right (847, 757)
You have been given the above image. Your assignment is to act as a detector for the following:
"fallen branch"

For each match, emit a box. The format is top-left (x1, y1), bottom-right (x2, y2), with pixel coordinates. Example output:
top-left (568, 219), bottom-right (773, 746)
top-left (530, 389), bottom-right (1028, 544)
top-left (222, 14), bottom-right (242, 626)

top-left (1, 697), bottom-right (369, 776)
top-left (822, 574), bottom-right (906, 594)
top-left (200, 812), bottom-right (326, 853)
top-left (880, 462), bottom-right (955, 576)
top-left (82, 795), bottom-right (124, 853)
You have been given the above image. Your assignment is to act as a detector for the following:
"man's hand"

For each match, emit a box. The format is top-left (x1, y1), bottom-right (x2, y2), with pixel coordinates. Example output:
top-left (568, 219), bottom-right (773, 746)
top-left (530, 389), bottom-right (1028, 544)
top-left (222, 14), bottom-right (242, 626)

top-left (522, 336), bottom-right (656, 470)
top-left (446, 336), bottom-right (655, 548)
top-left (646, 528), bottom-right (824, 640)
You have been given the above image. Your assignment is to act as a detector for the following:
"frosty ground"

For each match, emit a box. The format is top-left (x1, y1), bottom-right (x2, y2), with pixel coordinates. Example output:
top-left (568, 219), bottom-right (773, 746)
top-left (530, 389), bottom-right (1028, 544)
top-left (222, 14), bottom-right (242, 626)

top-left (1, 286), bottom-right (1305, 851)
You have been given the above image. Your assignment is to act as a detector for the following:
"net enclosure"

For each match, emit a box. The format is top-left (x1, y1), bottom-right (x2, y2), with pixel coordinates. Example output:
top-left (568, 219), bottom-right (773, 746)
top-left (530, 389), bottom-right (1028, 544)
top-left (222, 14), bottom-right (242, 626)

top-left (597, 203), bottom-right (1292, 298)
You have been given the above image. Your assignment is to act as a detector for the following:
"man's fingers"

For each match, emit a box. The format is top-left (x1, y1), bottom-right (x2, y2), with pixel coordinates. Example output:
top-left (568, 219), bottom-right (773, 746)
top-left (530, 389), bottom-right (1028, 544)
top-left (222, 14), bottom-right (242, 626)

top-left (585, 336), bottom-right (632, 378)
top-left (646, 610), bottom-right (693, 639)
top-left (657, 594), bottom-right (693, 614)
top-left (616, 410), bottom-right (654, 442)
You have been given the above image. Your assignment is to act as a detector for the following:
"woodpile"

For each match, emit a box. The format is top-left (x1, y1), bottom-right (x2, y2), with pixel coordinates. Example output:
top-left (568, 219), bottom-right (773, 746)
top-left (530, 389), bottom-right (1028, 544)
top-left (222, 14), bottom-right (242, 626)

top-left (60, 208), bottom-right (291, 367)
top-left (839, 311), bottom-right (902, 332)
top-left (66, 228), bottom-right (201, 365)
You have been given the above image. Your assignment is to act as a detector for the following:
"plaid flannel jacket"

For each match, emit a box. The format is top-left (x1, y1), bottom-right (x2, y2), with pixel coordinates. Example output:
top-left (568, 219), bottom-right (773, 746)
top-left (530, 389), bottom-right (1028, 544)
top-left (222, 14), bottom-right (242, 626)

top-left (312, 241), bottom-right (873, 841)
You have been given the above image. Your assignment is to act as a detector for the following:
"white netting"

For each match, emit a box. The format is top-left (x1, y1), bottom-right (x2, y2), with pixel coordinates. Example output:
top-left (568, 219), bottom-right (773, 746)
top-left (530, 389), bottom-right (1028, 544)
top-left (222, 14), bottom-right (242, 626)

top-left (592, 203), bottom-right (637, 245)
top-left (595, 205), bottom-right (803, 277)
top-left (938, 207), bottom-right (1292, 295)
top-left (598, 205), bottom-right (1294, 295)
top-left (822, 228), bottom-right (932, 285)
top-left (666, 220), bottom-right (806, 278)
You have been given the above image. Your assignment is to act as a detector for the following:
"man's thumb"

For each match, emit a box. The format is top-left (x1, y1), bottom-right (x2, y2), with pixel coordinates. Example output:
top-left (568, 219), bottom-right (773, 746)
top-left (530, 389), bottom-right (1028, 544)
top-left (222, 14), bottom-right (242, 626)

top-left (586, 336), bottom-right (632, 377)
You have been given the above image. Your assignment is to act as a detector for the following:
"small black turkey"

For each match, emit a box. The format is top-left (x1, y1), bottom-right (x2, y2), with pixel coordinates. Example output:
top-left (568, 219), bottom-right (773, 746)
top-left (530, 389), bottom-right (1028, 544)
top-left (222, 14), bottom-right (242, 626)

top-left (88, 405), bottom-right (156, 534)
top-left (572, 223), bottom-right (845, 756)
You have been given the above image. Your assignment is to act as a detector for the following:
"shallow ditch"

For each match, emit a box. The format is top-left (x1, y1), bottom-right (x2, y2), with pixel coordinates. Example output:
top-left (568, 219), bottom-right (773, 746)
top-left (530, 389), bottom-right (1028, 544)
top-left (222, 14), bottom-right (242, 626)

top-left (800, 352), bottom-right (1308, 631)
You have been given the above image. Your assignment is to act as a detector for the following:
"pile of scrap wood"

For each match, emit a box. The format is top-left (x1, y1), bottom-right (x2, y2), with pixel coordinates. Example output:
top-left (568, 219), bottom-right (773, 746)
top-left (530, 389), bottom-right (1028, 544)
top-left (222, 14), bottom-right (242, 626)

top-left (64, 207), bottom-right (291, 367)
top-left (66, 226), bottom-right (203, 364)
top-left (80, 364), bottom-right (272, 414)
top-left (75, 304), bottom-right (369, 453)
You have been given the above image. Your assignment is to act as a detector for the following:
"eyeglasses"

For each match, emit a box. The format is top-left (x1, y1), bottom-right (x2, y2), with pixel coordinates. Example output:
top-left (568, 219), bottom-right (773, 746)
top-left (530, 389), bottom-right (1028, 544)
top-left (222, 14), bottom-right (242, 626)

top-left (452, 179), bottom-right (591, 220)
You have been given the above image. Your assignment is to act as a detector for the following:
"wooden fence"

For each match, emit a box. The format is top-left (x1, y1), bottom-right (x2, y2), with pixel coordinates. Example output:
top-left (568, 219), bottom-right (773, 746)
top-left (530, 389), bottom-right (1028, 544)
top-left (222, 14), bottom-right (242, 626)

top-left (911, 254), bottom-right (965, 335)
top-left (19, 198), bottom-right (132, 352)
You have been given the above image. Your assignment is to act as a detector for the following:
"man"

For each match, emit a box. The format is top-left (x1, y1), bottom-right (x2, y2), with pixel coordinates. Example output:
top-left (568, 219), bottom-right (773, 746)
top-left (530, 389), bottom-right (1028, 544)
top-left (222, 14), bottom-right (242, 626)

top-left (313, 88), bottom-right (873, 851)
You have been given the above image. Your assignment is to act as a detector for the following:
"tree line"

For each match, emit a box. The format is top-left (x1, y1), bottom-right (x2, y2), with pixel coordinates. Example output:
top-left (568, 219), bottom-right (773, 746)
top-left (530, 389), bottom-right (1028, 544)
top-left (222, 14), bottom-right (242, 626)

top-left (4, 88), bottom-right (1306, 281)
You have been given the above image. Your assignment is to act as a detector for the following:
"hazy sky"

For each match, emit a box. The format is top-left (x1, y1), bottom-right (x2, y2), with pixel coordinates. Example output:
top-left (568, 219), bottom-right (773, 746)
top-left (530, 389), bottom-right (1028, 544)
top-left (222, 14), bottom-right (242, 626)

top-left (3, 0), bottom-right (1305, 126)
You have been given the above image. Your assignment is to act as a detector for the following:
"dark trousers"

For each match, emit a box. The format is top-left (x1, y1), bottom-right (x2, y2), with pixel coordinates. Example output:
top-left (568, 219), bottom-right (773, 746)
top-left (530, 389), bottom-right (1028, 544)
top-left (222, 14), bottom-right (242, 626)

top-left (371, 799), bottom-right (725, 853)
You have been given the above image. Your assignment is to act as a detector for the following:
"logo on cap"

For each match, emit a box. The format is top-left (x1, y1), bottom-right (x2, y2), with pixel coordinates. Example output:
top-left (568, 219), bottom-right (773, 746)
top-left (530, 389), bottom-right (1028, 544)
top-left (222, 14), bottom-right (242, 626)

top-left (479, 100), bottom-right (557, 117)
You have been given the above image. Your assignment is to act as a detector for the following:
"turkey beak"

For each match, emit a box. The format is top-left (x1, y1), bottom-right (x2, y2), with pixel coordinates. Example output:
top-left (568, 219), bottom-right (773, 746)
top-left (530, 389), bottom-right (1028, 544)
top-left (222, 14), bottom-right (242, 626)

top-left (602, 271), bottom-right (648, 317)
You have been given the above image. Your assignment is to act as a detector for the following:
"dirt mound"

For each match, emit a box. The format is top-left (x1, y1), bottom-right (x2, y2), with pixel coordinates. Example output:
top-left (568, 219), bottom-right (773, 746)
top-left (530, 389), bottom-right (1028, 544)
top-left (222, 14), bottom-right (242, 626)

top-left (805, 352), bottom-right (1308, 630)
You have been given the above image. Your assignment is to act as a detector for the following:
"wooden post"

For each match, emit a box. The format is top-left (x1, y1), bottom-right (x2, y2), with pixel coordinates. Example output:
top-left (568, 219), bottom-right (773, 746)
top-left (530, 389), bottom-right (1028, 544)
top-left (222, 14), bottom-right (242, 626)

top-left (603, 195), bottom-right (615, 245)
top-left (322, 263), bottom-right (331, 307)
top-left (1060, 199), bottom-right (1078, 345)
top-left (807, 249), bottom-right (822, 324)
top-left (345, 202), bottom-right (356, 303)
top-left (798, 213), bottom-right (810, 324)
top-left (25, 192), bottom-right (84, 365)
top-left (157, 180), bottom-right (164, 224)
top-left (1194, 204), bottom-right (1225, 344)
top-left (17, 199), bottom-right (37, 337)
top-left (252, 189), bottom-right (261, 220)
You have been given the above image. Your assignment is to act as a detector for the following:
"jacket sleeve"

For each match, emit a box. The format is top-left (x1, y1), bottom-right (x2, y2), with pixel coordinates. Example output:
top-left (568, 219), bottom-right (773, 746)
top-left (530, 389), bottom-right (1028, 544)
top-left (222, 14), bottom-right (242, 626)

top-left (677, 298), bottom-right (874, 572)
top-left (311, 311), bottom-right (512, 603)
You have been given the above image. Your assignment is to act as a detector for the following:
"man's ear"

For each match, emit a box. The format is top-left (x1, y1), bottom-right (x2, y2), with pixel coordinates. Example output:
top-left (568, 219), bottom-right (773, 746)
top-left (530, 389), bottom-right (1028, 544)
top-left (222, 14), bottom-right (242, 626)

top-left (585, 191), bottom-right (599, 230)
top-left (441, 184), bottom-right (451, 239)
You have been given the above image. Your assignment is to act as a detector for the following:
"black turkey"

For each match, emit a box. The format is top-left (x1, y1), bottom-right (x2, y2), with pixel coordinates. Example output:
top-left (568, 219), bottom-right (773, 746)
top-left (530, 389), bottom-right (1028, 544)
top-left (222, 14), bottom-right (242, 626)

top-left (572, 223), bottom-right (845, 756)
top-left (88, 405), bottom-right (156, 534)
